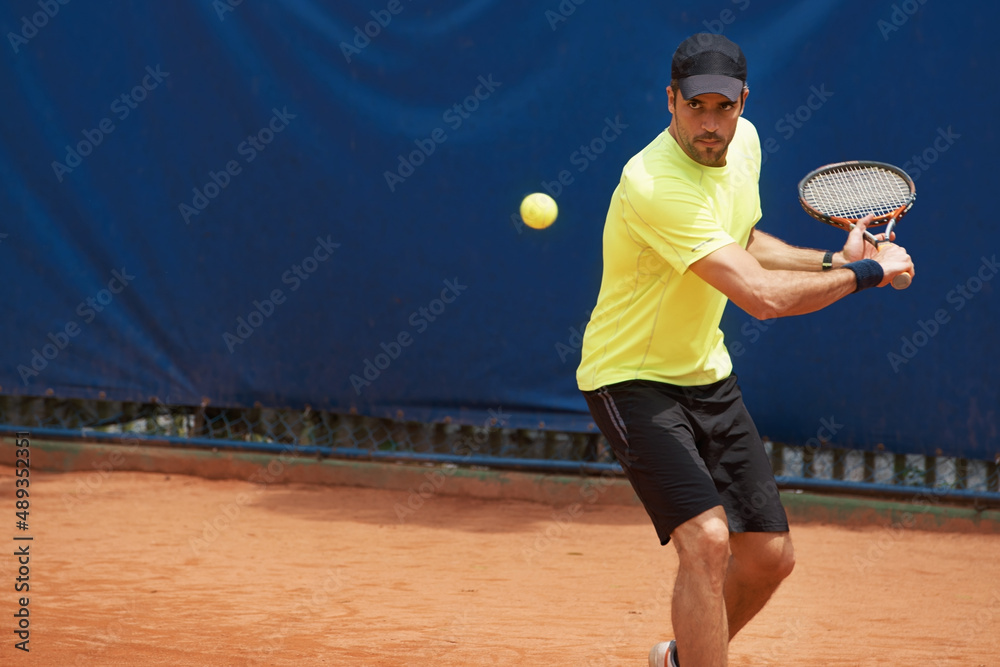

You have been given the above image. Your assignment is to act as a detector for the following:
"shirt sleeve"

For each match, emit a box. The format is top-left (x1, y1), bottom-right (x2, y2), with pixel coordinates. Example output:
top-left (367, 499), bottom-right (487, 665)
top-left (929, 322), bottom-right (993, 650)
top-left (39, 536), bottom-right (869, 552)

top-left (620, 174), bottom-right (736, 275)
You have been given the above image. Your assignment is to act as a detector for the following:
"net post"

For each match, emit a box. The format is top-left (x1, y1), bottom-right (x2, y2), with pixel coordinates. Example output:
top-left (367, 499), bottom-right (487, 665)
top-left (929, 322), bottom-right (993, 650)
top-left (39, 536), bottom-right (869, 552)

top-left (832, 447), bottom-right (847, 481)
top-left (987, 459), bottom-right (1000, 493)
top-left (924, 455), bottom-right (937, 488)
top-left (802, 445), bottom-right (815, 479)
top-left (863, 451), bottom-right (877, 484)
top-left (770, 440), bottom-right (784, 476)
top-left (893, 453), bottom-right (907, 485)
top-left (954, 458), bottom-right (969, 491)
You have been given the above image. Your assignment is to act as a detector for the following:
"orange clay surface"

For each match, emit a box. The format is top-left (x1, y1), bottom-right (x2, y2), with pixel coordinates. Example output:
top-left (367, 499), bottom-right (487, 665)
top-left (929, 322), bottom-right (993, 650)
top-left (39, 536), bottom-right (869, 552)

top-left (0, 465), bottom-right (998, 666)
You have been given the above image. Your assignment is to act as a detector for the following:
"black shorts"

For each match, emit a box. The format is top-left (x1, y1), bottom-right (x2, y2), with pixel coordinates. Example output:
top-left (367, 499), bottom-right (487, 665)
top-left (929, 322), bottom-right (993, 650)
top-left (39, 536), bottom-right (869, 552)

top-left (583, 375), bottom-right (788, 545)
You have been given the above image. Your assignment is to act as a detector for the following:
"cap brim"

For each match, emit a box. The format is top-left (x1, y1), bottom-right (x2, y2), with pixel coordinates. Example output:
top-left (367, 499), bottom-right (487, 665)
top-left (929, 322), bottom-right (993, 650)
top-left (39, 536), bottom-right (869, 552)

top-left (678, 74), bottom-right (744, 102)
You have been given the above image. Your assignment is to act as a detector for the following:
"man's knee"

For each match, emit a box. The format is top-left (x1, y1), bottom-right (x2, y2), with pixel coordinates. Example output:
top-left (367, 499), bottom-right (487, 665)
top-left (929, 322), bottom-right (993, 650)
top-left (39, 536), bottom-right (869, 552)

top-left (672, 509), bottom-right (731, 574)
top-left (737, 533), bottom-right (795, 582)
top-left (774, 536), bottom-right (796, 580)
top-left (765, 533), bottom-right (795, 580)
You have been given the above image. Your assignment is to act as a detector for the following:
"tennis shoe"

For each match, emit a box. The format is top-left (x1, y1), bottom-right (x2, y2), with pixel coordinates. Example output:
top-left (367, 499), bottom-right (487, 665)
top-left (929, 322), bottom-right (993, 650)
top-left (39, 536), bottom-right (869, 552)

top-left (648, 639), bottom-right (678, 667)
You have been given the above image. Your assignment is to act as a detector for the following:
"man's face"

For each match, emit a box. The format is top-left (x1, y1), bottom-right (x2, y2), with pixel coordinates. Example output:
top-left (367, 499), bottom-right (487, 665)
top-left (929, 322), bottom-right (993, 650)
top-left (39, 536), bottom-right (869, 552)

top-left (666, 85), bottom-right (748, 167)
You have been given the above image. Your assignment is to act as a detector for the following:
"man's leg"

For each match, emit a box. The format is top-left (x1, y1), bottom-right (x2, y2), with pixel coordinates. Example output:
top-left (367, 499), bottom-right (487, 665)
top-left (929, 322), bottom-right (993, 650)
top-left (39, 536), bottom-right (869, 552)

top-left (582, 382), bottom-right (745, 666)
top-left (699, 377), bottom-right (794, 643)
top-left (670, 506), bottom-right (732, 667)
top-left (724, 531), bottom-right (795, 639)
top-left (668, 525), bottom-right (795, 666)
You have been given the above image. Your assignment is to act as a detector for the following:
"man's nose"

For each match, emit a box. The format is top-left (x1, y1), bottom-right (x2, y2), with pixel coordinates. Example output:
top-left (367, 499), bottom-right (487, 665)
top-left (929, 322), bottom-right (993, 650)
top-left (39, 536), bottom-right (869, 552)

top-left (702, 112), bottom-right (720, 133)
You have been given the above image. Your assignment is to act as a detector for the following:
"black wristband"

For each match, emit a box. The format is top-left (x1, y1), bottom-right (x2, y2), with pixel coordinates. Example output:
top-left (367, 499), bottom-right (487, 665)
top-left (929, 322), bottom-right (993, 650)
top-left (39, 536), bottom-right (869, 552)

top-left (843, 259), bottom-right (884, 292)
top-left (822, 250), bottom-right (833, 271)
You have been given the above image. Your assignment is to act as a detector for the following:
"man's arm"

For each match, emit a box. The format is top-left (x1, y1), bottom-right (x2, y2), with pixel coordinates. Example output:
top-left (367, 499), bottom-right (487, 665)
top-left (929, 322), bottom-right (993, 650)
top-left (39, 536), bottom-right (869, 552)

top-left (745, 228), bottom-right (842, 271)
top-left (690, 221), bottom-right (913, 321)
top-left (746, 213), bottom-right (898, 271)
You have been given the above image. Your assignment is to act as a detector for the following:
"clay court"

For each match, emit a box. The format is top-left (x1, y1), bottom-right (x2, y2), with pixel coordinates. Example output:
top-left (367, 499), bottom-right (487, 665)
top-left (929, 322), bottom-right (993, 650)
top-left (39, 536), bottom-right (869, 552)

top-left (1, 453), bottom-right (998, 667)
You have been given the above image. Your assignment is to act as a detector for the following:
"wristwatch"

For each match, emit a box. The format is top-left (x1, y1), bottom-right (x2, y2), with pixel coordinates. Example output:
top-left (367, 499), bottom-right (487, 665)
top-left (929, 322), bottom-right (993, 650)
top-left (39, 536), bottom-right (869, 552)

top-left (822, 250), bottom-right (833, 271)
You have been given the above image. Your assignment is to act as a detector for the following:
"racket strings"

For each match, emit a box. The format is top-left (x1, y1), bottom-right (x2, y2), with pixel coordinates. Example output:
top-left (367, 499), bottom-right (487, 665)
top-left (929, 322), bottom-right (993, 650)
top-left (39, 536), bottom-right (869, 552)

top-left (802, 165), bottom-right (912, 220)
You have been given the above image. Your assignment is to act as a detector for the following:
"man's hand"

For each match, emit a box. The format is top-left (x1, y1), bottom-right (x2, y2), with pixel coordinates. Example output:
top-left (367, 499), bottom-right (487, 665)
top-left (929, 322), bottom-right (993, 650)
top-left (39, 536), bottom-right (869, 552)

top-left (872, 241), bottom-right (914, 288)
top-left (839, 214), bottom-right (890, 263)
top-left (835, 214), bottom-right (914, 286)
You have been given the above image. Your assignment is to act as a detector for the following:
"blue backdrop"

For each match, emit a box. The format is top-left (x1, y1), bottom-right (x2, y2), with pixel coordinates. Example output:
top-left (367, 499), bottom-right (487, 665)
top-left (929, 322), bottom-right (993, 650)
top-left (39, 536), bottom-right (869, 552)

top-left (1, 0), bottom-right (996, 458)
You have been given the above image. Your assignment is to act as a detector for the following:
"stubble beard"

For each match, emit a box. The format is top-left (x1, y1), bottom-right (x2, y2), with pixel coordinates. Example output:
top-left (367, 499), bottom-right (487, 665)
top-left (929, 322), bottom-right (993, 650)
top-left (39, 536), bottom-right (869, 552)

top-left (677, 127), bottom-right (730, 167)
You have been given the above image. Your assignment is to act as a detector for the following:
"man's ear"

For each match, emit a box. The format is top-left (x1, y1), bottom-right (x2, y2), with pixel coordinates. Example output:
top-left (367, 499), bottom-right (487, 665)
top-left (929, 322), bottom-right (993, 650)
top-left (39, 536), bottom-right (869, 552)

top-left (666, 85), bottom-right (676, 114)
top-left (739, 87), bottom-right (749, 115)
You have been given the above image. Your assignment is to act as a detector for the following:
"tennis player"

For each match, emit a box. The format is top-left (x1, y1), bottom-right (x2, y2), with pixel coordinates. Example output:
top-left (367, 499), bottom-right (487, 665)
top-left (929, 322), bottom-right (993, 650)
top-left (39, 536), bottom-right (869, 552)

top-left (577, 33), bottom-right (914, 667)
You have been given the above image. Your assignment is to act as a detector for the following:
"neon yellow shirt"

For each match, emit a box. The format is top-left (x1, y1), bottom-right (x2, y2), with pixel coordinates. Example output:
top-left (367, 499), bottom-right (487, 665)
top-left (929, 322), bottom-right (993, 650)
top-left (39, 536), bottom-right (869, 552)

top-left (577, 117), bottom-right (762, 390)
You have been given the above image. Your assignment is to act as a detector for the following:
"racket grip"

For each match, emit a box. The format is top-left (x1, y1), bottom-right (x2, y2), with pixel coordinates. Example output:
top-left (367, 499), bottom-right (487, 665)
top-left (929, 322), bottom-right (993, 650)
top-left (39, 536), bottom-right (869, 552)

top-left (874, 239), bottom-right (911, 289)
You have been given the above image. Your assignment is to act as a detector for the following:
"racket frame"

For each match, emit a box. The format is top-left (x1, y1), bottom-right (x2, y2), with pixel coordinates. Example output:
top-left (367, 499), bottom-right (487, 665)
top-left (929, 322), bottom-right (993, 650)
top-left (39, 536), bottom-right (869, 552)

top-left (797, 160), bottom-right (916, 234)
top-left (797, 160), bottom-right (915, 289)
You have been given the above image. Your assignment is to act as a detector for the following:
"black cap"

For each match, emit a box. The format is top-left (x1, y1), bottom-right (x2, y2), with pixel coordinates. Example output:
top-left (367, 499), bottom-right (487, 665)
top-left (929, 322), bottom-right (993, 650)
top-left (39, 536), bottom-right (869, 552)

top-left (671, 33), bottom-right (747, 102)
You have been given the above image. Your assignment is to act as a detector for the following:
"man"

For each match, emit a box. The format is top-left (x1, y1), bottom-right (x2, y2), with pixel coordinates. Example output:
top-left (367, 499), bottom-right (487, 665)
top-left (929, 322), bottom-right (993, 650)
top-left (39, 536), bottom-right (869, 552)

top-left (576, 33), bottom-right (913, 667)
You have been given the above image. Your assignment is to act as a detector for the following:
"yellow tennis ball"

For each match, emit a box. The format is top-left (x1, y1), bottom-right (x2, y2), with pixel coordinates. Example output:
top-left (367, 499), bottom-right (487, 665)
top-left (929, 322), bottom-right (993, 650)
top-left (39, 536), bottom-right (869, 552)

top-left (520, 192), bottom-right (558, 229)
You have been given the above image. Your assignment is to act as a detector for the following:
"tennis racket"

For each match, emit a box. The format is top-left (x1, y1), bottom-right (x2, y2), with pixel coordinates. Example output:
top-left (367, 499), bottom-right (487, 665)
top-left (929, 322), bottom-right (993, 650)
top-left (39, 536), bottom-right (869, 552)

top-left (798, 160), bottom-right (915, 289)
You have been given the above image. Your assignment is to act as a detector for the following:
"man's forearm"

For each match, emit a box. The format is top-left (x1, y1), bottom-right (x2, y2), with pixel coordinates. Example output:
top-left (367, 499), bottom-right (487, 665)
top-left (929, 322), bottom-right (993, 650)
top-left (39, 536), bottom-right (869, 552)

top-left (746, 229), bottom-right (842, 271)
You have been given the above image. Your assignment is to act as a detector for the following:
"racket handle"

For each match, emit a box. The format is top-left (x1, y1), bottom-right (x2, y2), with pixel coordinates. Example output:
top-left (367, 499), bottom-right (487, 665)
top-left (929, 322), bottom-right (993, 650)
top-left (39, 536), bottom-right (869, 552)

top-left (847, 223), bottom-right (881, 248)
top-left (891, 272), bottom-right (911, 290)
top-left (874, 241), bottom-right (911, 289)
top-left (849, 222), bottom-right (910, 288)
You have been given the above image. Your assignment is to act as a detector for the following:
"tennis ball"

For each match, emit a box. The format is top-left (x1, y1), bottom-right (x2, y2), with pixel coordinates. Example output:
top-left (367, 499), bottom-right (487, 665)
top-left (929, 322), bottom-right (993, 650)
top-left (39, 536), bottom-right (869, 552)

top-left (520, 192), bottom-right (558, 230)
